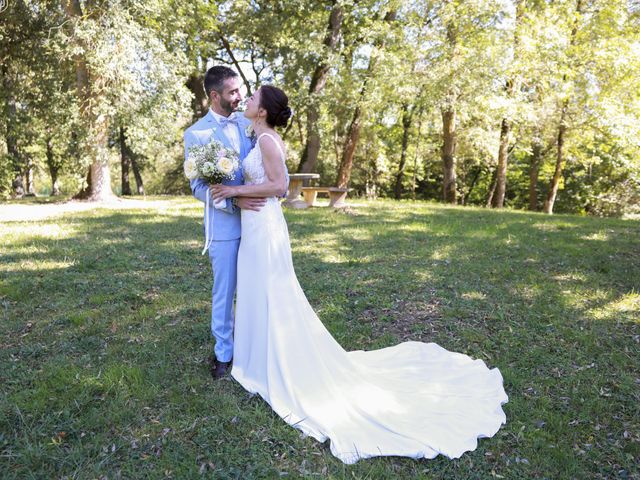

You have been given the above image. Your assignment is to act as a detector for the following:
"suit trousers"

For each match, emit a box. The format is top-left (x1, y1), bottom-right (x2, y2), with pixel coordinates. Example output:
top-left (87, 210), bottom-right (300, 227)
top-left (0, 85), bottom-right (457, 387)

top-left (209, 238), bottom-right (240, 362)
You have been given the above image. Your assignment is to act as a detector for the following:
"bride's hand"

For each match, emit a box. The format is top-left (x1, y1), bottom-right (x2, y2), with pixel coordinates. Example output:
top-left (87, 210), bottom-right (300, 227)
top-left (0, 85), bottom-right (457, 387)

top-left (210, 184), bottom-right (237, 202)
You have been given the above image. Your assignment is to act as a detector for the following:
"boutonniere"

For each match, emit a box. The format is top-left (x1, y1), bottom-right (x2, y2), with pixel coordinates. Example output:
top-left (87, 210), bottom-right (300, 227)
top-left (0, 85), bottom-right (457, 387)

top-left (245, 124), bottom-right (256, 141)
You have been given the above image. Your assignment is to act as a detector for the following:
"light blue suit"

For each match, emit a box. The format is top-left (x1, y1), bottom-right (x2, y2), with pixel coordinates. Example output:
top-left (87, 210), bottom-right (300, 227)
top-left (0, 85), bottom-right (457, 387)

top-left (184, 110), bottom-right (254, 363)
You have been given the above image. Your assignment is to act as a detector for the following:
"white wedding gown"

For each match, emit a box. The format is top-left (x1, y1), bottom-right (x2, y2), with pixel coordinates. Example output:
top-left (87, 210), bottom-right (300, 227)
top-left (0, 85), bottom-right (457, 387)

top-left (231, 133), bottom-right (508, 464)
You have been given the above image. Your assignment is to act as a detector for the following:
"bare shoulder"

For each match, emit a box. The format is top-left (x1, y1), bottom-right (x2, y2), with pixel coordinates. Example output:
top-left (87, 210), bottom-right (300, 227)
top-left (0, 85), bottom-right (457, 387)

top-left (258, 133), bottom-right (285, 159)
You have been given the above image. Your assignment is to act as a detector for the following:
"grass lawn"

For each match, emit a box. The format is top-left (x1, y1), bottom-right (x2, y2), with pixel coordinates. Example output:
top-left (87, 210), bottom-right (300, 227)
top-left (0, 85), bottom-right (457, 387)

top-left (1, 197), bottom-right (638, 479)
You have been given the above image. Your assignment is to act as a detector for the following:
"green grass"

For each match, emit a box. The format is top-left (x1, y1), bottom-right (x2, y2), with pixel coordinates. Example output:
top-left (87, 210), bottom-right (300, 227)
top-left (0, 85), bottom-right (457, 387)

top-left (1, 197), bottom-right (638, 479)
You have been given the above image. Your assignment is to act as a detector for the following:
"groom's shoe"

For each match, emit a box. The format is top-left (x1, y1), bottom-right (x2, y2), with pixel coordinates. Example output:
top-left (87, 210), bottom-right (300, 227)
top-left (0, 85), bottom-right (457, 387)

top-left (210, 357), bottom-right (232, 380)
top-left (207, 354), bottom-right (221, 373)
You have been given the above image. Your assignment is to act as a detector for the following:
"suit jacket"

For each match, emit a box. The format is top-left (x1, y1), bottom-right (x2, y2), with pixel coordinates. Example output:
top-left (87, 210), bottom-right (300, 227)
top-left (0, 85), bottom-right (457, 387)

top-left (184, 110), bottom-right (254, 241)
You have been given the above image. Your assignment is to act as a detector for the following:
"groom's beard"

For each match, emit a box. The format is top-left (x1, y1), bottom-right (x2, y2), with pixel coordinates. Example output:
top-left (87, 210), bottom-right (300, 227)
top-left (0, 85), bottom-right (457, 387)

top-left (220, 97), bottom-right (240, 115)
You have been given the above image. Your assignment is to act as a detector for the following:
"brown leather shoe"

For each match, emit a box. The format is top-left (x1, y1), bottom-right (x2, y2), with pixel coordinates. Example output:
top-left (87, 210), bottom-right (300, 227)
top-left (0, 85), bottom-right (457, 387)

top-left (210, 358), bottom-right (232, 380)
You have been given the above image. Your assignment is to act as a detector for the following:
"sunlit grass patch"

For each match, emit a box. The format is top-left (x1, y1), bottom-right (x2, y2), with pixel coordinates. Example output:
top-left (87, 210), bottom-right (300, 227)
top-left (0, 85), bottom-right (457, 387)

top-left (581, 230), bottom-right (612, 241)
top-left (588, 292), bottom-right (640, 322)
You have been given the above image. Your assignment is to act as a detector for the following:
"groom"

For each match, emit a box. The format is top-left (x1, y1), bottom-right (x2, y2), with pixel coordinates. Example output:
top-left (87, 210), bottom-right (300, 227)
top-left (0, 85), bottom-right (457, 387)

top-left (184, 66), bottom-right (266, 379)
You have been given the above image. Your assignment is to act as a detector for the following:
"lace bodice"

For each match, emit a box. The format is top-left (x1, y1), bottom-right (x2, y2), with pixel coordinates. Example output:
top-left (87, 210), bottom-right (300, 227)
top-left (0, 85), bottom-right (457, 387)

top-left (242, 133), bottom-right (286, 186)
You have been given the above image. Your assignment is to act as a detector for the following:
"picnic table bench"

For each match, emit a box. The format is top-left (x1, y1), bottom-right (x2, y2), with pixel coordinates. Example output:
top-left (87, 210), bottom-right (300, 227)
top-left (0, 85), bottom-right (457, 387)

top-left (302, 187), bottom-right (349, 208)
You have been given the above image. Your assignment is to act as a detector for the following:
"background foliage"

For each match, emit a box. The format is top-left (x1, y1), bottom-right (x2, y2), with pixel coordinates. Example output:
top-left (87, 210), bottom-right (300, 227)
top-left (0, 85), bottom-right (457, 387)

top-left (1, 0), bottom-right (638, 215)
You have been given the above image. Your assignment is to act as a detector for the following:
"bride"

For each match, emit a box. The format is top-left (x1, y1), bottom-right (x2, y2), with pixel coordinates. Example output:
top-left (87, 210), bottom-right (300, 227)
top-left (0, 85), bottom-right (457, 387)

top-left (210, 85), bottom-right (508, 465)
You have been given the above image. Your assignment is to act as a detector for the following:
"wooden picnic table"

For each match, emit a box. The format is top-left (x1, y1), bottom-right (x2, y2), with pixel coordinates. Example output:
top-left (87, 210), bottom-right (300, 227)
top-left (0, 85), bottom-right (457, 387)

top-left (283, 173), bottom-right (320, 209)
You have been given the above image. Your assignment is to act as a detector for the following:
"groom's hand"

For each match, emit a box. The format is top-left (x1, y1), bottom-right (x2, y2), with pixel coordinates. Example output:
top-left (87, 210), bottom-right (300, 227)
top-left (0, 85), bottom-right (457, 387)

top-left (237, 196), bottom-right (267, 211)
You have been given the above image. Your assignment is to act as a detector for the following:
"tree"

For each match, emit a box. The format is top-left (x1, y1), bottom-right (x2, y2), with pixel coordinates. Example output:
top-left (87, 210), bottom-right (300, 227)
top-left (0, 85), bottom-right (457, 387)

top-left (336, 7), bottom-right (398, 189)
top-left (543, 0), bottom-right (584, 214)
top-left (0, 0), bottom-right (47, 198)
top-left (61, 0), bottom-right (116, 201)
top-left (491, 0), bottom-right (525, 208)
top-left (298, 1), bottom-right (344, 174)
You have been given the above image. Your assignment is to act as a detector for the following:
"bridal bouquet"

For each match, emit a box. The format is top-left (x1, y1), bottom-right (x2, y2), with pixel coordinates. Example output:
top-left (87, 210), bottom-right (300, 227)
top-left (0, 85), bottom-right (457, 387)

top-left (184, 139), bottom-right (240, 210)
top-left (184, 139), bottom-right (241, 255)
top-left (184, 140), bottom-right (240, 185)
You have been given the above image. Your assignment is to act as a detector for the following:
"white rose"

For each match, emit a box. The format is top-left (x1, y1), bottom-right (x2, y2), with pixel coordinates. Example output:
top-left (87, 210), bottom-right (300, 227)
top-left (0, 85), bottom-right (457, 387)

top-left (218, 157), bottom-right (234, 175)
top-left (184, 158), bottom-right (198, 180)
top-left (201, 161), bottom-right (216, 176)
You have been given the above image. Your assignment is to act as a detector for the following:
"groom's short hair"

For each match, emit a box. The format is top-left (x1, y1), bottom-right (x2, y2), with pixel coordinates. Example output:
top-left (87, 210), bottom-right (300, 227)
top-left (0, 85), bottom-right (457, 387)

top-left (204, 66), bottom-right (238, 97)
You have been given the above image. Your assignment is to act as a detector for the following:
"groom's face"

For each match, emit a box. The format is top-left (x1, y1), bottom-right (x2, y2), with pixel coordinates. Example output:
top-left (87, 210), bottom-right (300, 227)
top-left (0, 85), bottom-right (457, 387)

top-left (214, 77), bottom-right (243, 115)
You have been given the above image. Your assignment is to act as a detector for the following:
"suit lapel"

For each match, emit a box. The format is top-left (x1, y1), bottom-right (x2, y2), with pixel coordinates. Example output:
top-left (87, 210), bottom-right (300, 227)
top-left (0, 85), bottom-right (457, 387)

top-left (237, 123), bottom-right (249, 160)
top-left (234, 122), bottom-right (246, 182)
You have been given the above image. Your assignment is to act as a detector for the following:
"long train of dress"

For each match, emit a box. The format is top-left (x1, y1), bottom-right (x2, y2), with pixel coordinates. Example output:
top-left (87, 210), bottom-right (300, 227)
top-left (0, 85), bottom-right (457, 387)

top-left (231, 135), bottom-right (508, 464)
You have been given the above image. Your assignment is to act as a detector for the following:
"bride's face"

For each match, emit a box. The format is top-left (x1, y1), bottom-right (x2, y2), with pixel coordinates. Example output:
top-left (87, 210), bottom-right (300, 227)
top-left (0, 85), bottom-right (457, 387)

top-left (243, 88), bottom-right (265, 121)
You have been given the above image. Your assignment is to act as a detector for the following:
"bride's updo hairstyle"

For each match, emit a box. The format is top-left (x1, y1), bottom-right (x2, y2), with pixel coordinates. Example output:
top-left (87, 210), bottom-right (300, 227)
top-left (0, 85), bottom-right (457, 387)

top-left (259, 85), bottom-right (292, 128)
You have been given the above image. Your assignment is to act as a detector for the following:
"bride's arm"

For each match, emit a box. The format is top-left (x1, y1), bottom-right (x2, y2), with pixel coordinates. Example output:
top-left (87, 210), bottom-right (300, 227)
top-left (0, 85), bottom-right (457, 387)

top-left (210, 137), bottom-right (287, 200)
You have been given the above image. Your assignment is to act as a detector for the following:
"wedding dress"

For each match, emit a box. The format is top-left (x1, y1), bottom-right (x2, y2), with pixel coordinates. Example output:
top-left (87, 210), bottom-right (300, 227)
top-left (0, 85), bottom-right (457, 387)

top-left (231, 133), bottom-right (508, 464)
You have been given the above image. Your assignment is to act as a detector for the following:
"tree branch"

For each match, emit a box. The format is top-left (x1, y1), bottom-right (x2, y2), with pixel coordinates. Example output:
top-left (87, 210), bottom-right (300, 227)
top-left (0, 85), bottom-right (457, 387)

top-left (218, 34), bottom-right (253, 95)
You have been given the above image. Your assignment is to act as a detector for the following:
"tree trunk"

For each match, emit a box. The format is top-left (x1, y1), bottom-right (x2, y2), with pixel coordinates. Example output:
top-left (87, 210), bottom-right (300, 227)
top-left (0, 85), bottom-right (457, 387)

top-left (131, 155), bottom-right (145, 195)
top-left (25, 159), bottom-right (36, 196)
top-left (394, 103), bottom-right (413, 199)
top-left (298, 103), bottom-right (320, 176)
top-left (528, 138), bottom-right (542, 211)
top-left (336, 105), bottom-right (362, 189)
top-left (364, 140), bottom-right (379, 199)
top-left (3, 65), bottom-right (24, 198)
top-left (411, 111), bottom-right (425, 200)
top-left (543, 110), bottom-right (567, 214)
top-left (45, 137), bottom-right (61, 196)
top-left (441, 107), bottom-right (457, 203)
top-left (492, 117), bottom-right (510, 207)
top-left (282, 117), bottom-right (294, 141)
top-left (119, 126), bottom-right (132, 196)
top-left (486, 168), bottom-right (498, 207)
top-left (466, 166), bottom-right (482, 203)
top-left (458, 165), bottom-right (466, 206)
top-left (298, 105), bottom-right (320, 174)
top-left (74, 168), bottom-right (92, 200)
top-left (87, 116), bottom-right (114, 201)
top-left (440, 19), bottom-right (458, 205)
top-left (11, 174), bottom-right (25, 199)
top-left (51, 172), bottom-right (60, 196)
top-left (298, 1), bottom-right (343, 174)
top-left (186, 73), bottom-right (208, 120)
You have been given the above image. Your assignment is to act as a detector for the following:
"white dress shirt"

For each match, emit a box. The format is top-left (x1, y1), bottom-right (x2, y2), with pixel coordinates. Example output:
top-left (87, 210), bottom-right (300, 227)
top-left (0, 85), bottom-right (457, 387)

top-left (210, 109), bottom-right (240, 154)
